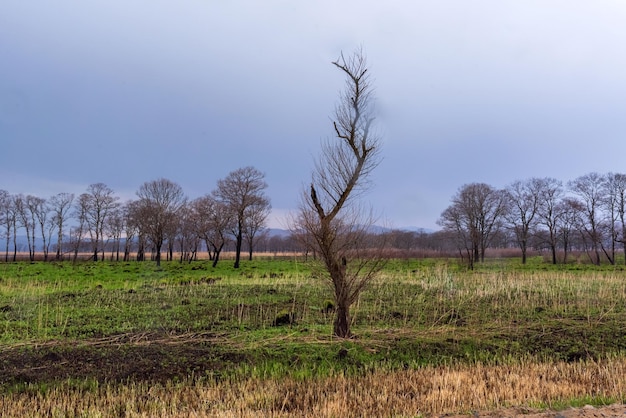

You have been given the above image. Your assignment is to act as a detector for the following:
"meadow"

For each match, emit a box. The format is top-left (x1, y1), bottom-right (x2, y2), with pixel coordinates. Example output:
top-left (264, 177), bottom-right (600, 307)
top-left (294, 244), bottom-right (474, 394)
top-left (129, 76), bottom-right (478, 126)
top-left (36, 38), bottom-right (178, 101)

top-left (0, 256), bottom-right (625, 417)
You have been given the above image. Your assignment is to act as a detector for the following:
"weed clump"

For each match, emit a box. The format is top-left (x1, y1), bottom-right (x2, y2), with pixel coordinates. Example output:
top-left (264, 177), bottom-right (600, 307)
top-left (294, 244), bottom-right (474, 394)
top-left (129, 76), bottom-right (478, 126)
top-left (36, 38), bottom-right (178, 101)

top-left (272, 310), bottom-right (296, 327)
top-left (321, 300), bottom-right (335, 313)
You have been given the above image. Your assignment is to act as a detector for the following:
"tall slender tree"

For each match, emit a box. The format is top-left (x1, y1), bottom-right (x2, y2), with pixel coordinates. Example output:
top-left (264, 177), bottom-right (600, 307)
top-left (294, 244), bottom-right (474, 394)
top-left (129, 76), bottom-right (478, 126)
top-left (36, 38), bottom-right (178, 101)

top-left (293, 49), bottom-right (384, 338)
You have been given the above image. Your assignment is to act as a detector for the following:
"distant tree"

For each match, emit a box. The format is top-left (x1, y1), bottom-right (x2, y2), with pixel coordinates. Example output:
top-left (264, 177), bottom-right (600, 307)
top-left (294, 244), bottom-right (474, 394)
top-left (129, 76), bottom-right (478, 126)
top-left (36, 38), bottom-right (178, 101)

top-left (48, 192), bottom-right (74, 260)
top-left (243, 198), bottom-right (271, 260)
top-left (126, 200), bottom-right (147, 262)
top-left (568, 173), bottom-right (605, 265)
top-left (30, 196), bottom-right (50, 261)
top-left (0, 190), bottom-right (12, 261)
top-left (215, 166), bottom-right (270, 269)
top-left (601, 172), bottom-right (626, 265)
top-left (292, 49), bottom-right (384, 338)
top-left (14, 195), bottom-right (42, 261)
top-left (82, 183), bottom-right (119, 261)
top-left (438, 183), bottom-right (508, 269)
top-left (174, 202), bottom-right (199, 263)
top-left (120, 201), bottom-right (137, 262)
top-left (536, 178), bottom-right (564, 264)
top-left (71, 193), bottom-right (91, 262)
top-left (190, 195), bottom-right (233, 267)
top-left (504, 178), bottom-right (545, 264)
top-left (560, 197), bottom-right (584, 263)
top-left (105, 206), bottom-right (125, 261)
top-left (134, 178), bottom-right (187, 267)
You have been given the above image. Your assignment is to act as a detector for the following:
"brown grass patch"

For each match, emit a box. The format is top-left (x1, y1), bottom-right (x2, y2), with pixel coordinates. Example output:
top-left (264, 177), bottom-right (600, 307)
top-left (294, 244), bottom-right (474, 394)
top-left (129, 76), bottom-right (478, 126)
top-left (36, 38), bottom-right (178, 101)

top-left (1, 355), bottom-right (625, 417)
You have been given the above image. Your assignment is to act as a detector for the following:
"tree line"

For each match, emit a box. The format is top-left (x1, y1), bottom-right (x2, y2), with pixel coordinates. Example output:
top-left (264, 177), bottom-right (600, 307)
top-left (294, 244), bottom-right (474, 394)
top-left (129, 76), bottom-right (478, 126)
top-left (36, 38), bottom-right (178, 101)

top-left (0, 166), bottom-right (271, 268)
top-left (3, 171), bottom-right (625, 268)
top-left (437, 173), bottom-right (626, 268)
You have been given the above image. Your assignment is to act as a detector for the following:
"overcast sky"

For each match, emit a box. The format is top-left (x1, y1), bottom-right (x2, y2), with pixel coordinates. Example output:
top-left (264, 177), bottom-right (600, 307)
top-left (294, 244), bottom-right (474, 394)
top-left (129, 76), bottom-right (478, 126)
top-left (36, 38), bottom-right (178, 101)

top-left (2, 1), bottom-right (626, 230)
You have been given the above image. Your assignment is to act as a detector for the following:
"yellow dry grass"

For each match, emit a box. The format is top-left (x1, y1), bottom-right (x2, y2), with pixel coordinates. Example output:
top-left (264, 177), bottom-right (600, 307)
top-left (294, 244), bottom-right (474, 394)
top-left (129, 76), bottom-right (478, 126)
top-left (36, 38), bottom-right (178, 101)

top-left (1, 356), bottom-right (624, 417)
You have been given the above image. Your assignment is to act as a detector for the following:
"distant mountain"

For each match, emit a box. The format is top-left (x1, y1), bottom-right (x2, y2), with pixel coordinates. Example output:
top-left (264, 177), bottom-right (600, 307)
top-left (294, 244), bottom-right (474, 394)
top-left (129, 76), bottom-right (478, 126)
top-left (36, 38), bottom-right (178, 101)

top-left (266, 228), bottom-right (291, 238)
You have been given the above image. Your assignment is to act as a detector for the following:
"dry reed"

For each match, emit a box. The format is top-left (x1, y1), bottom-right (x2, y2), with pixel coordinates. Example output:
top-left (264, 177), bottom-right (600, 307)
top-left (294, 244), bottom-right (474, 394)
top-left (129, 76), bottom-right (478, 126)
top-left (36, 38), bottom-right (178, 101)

top-left (1, 357), bottom-right (624, 417)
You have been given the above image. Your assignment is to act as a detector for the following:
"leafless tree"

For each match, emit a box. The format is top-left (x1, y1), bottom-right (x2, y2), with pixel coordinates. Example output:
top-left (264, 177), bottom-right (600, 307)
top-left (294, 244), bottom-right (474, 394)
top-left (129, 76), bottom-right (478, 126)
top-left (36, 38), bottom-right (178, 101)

top-left (135, 178), bottom-right (187, 266)
top-left (215, 166), bottom-right (270, 269)
top-left (560, 198), bottom-right (584, 263)
top-left (244, 199), bottom-right (271, 261)
top-left (126, 200), bottom-right (148, 262)
top-left (602, 172), bottom-right (626, 265)
top-left (14, 194), bottom-right (42, 261)
top-left (0, 190), bottom-right (14, 262)
top-left (504, 178), bottom-right (545, 264)
top-left (535, 178), bottom-right (564, 264)
top-left (190, 195), bottom-right (232, 267)
top-left (568, 173), bottom-right (606, 265)
top-left (121, 201), bottom-right (137, 261)
top-left (29, 196), bottom-right (51, 261)
top-left (48, 192), bottom-right (74, 260)
top-left (173, 202), bottom-right (199, 263)
top-left (105, 206), bottom-right (125, 261)
top-left (438, 183), bottom-right (508, 269)
top-left (82, 183), bottom-right (119, 261)
top-left (292, 48), bottom-right (384, 338)
top-left (71, 193), bottom-right (91, 262)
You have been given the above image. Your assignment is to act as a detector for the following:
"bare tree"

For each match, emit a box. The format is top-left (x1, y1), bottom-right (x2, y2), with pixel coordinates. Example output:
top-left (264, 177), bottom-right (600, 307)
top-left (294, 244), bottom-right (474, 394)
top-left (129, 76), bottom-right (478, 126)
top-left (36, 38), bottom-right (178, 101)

top-left (504, 178), bottom-right (544, 264)
top-left (71, 193), bottom-right (90, 262)
top-left (438, 183), bottom-right (508, 269)
top-left (610, 173), bottom-right (626, 265)
top-left (30, 196), bottom-right (50, 261)
top-left (292, 49), bottom-right (384, 338)
top-left (536, 178), bottom-right (564, 264)
top-left (126, 200), bottom-right (148, 262)
top-left (190, 195), bottom-right (232, 267)
top-left (0, 190), bottom-right (11, 262)
top-left (105, 206), bottom-right (125, 261)
top-left (568, 173), bottom-right (605, 265)
top-left (49, 192), bottom-right (74, 260)
top-left (135, 178), bottom-right (187, 266)
top-left (120, 201), bottom-right (137, 261)
top-left (244, 198), bottom-right (271, 261)
top-left (602, 173), bottom-right (626, 265)
top-left (14, 195), bottom-right (42, 261)
top-left (82, 183), bottom-right (119, 261)
top-left (215, 166), bottom-right (270, 269)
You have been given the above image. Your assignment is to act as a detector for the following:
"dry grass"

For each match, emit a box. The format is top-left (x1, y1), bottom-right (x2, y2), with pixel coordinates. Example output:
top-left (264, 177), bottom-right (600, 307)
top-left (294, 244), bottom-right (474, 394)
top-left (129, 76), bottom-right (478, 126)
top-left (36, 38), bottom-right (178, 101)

top-left (1, 357), bottom-right (625, 417)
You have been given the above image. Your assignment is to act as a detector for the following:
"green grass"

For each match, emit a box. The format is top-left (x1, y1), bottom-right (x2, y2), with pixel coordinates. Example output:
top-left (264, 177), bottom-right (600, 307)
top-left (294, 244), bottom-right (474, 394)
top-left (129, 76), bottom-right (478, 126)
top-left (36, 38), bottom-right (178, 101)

top-left (1, 257), bottom-right (626, 388)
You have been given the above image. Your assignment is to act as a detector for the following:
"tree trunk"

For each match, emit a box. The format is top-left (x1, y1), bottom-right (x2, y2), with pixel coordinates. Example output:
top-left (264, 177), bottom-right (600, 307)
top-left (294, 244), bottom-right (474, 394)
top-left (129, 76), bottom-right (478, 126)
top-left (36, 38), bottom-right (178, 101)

top-left (333, 304), bottom-right (351, 338)
top-left (234, 228), bottom-right (242, 269)
top-left (155, 243), bottom-right (162, 267)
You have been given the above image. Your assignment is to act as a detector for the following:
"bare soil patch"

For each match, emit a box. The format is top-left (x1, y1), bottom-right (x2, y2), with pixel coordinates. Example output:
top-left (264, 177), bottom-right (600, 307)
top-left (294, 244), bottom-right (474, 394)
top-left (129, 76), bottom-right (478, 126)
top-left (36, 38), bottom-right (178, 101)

top-left (0, 332), bottom-right (242, 386)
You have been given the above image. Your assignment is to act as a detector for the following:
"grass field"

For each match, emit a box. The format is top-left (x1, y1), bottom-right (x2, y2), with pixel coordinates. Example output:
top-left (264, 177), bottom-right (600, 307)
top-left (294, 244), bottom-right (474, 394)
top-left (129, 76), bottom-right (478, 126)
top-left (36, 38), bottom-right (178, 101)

top-left (0, 257), bottom-right (625, 417)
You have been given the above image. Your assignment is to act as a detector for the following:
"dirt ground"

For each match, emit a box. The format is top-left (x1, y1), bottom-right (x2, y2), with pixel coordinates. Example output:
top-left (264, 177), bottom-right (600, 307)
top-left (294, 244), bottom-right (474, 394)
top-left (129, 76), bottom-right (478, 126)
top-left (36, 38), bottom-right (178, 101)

top-left (443, 404), bottom-right (626, 417)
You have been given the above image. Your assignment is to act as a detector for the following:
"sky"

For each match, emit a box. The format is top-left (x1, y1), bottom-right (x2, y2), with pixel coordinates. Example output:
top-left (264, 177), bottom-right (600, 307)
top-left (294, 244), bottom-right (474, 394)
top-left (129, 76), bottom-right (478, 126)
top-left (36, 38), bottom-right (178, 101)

top-left (2, 1), bottom-right (626, 231)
